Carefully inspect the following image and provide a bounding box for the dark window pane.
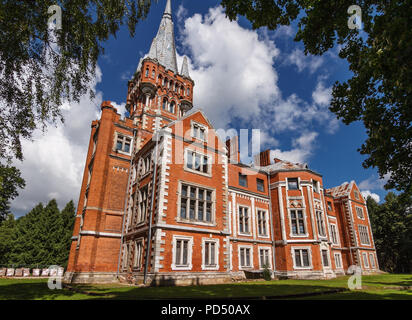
[257,178,264,192]
[198,201,204,220]
[239,174,248,187]
[288,178,298,190]
[180,199,187,219]
[187,152,193,169]
[302,250,309,266]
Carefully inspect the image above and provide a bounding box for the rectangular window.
[204,241,217,267]
[257,178,265,192]
[359,225,370,245]
[239,173,248,187]
[259,249,270,268]
[240,247,251,267]
[290,210,306,235]
[334,253,342,268]
[322,250,329,267]
[316,211,326,237]
[175,239,189,266]
[192,123,206,141]
[136,186,148,224]
[294,249,310,268]
[327,201,332,211]
[185,150,209,174]
[133,241,143,269]
[287,178,299,190]
[238,206,250,234]
[330,224,338,245]
[257,210,268,236]
[313,180,319,193]
[356,207,365,219]
[369,253,376,268]
[180,184,213,223]
[363,253,369,268]
[116,133,132,154]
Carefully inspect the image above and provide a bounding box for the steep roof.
[326,181,355,198]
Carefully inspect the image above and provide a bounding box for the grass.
[0,274,411,300]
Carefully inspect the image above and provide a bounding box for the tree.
[221,0,412,196]
[0,0,153,162]
[0,164,25,222]
[0,214,16,265]
[367,192,412,273]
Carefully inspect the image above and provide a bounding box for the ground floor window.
[239,247,252,268]
[172,236,193,270]
[321,249,329,267]
[133,241,143,269]
[293,248,311,268]
[334,253,342,269]
[203,240,218,268]
[259,248,270,268]
[362,252,369,268]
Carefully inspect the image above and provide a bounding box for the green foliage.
[220,0,412,196]
[0,0,153,162]
[262,263,272,281]
[367,192,412,273]
[0,164,25,222]
[0,199,75,268]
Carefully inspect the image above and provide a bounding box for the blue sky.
[10,0,389,216]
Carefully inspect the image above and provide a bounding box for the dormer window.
[287,178,299,190]
[192,123,206,141]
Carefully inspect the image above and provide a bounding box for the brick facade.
[65,0,379,285]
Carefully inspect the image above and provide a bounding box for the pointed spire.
[180,56,190,78]
[148,37,157,59]
[164,0,172,17]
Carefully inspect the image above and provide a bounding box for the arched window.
[169,81,173,90]
[175,83,178,92]
[158,75,163,85]
[152,69,155,79]
[169,101,175,114]
[162,98,168,110]
[181,86,185,95]
[145,68,149,77]
[163,77,167,87]
[187,87,190,96]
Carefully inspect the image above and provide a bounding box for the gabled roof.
[326,181,355,198]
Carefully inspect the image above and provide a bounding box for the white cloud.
[359,173,391,190]
[284,48,324,74]
[361,190,381,203]
[10,66,125,216]
[270,132,318,164]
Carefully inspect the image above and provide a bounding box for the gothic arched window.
[187,87,190,96]
[163,77,167,87]
[169,101,175,114]
[162,98,168,110]
[145,68,149,77]
[152,69,155,79]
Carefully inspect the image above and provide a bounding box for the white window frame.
[288,209,309,238]
[114,132,133,155]
[237,205,252,236]
[316,210,327,238]
[184,148,212,177]
[291,246,312,270]
[329,223,340,246]
[355,206,365,220]
[334,252,343,269]
[238,245,253,269]
[176,181,216,226]
[256,208,270,238]
[286,177,300,191]
[201,238,220,270]
[258,246,272,269]
[321,248,330,268]
[369,253,376,269]
[191,121,208,142]
[359,225,371,245]
[171,235,194,271]
[312,179,320,193]
[362,252,369,268]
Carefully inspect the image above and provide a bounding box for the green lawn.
[0,274,411,300]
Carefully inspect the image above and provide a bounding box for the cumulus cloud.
[361,190,381,203]
[359,173,391,190]
[270,132,318,164]
[284,48,324,74]
[10,66,125,216]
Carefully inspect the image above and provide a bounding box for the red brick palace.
[65,0,379,284]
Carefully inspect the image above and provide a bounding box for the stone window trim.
[334,252,343,269]
[288,208,309,238]
[183,147,212,178]
[201,238,220,271]
[315,210,327,238]
[291,246,313,270]
[329,223,340,246]
[286,177,301,191]
[171,235,194,271]
[369,253,376,269]
[256,208,270,239]
[238,245,254,270]
[358,225,371,245]
[362,252,369,268]
[190,120,208,142]
[355,205,365,220]
[132,238,144,271]
[320,246,331,269]
[258,246,272,270]
[237,204,252,237]
[312,179,320,193]
[113,131,133,156]
[176,180,216,227]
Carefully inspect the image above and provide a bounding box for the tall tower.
[126,0,194,148]
[65,0,194,283]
